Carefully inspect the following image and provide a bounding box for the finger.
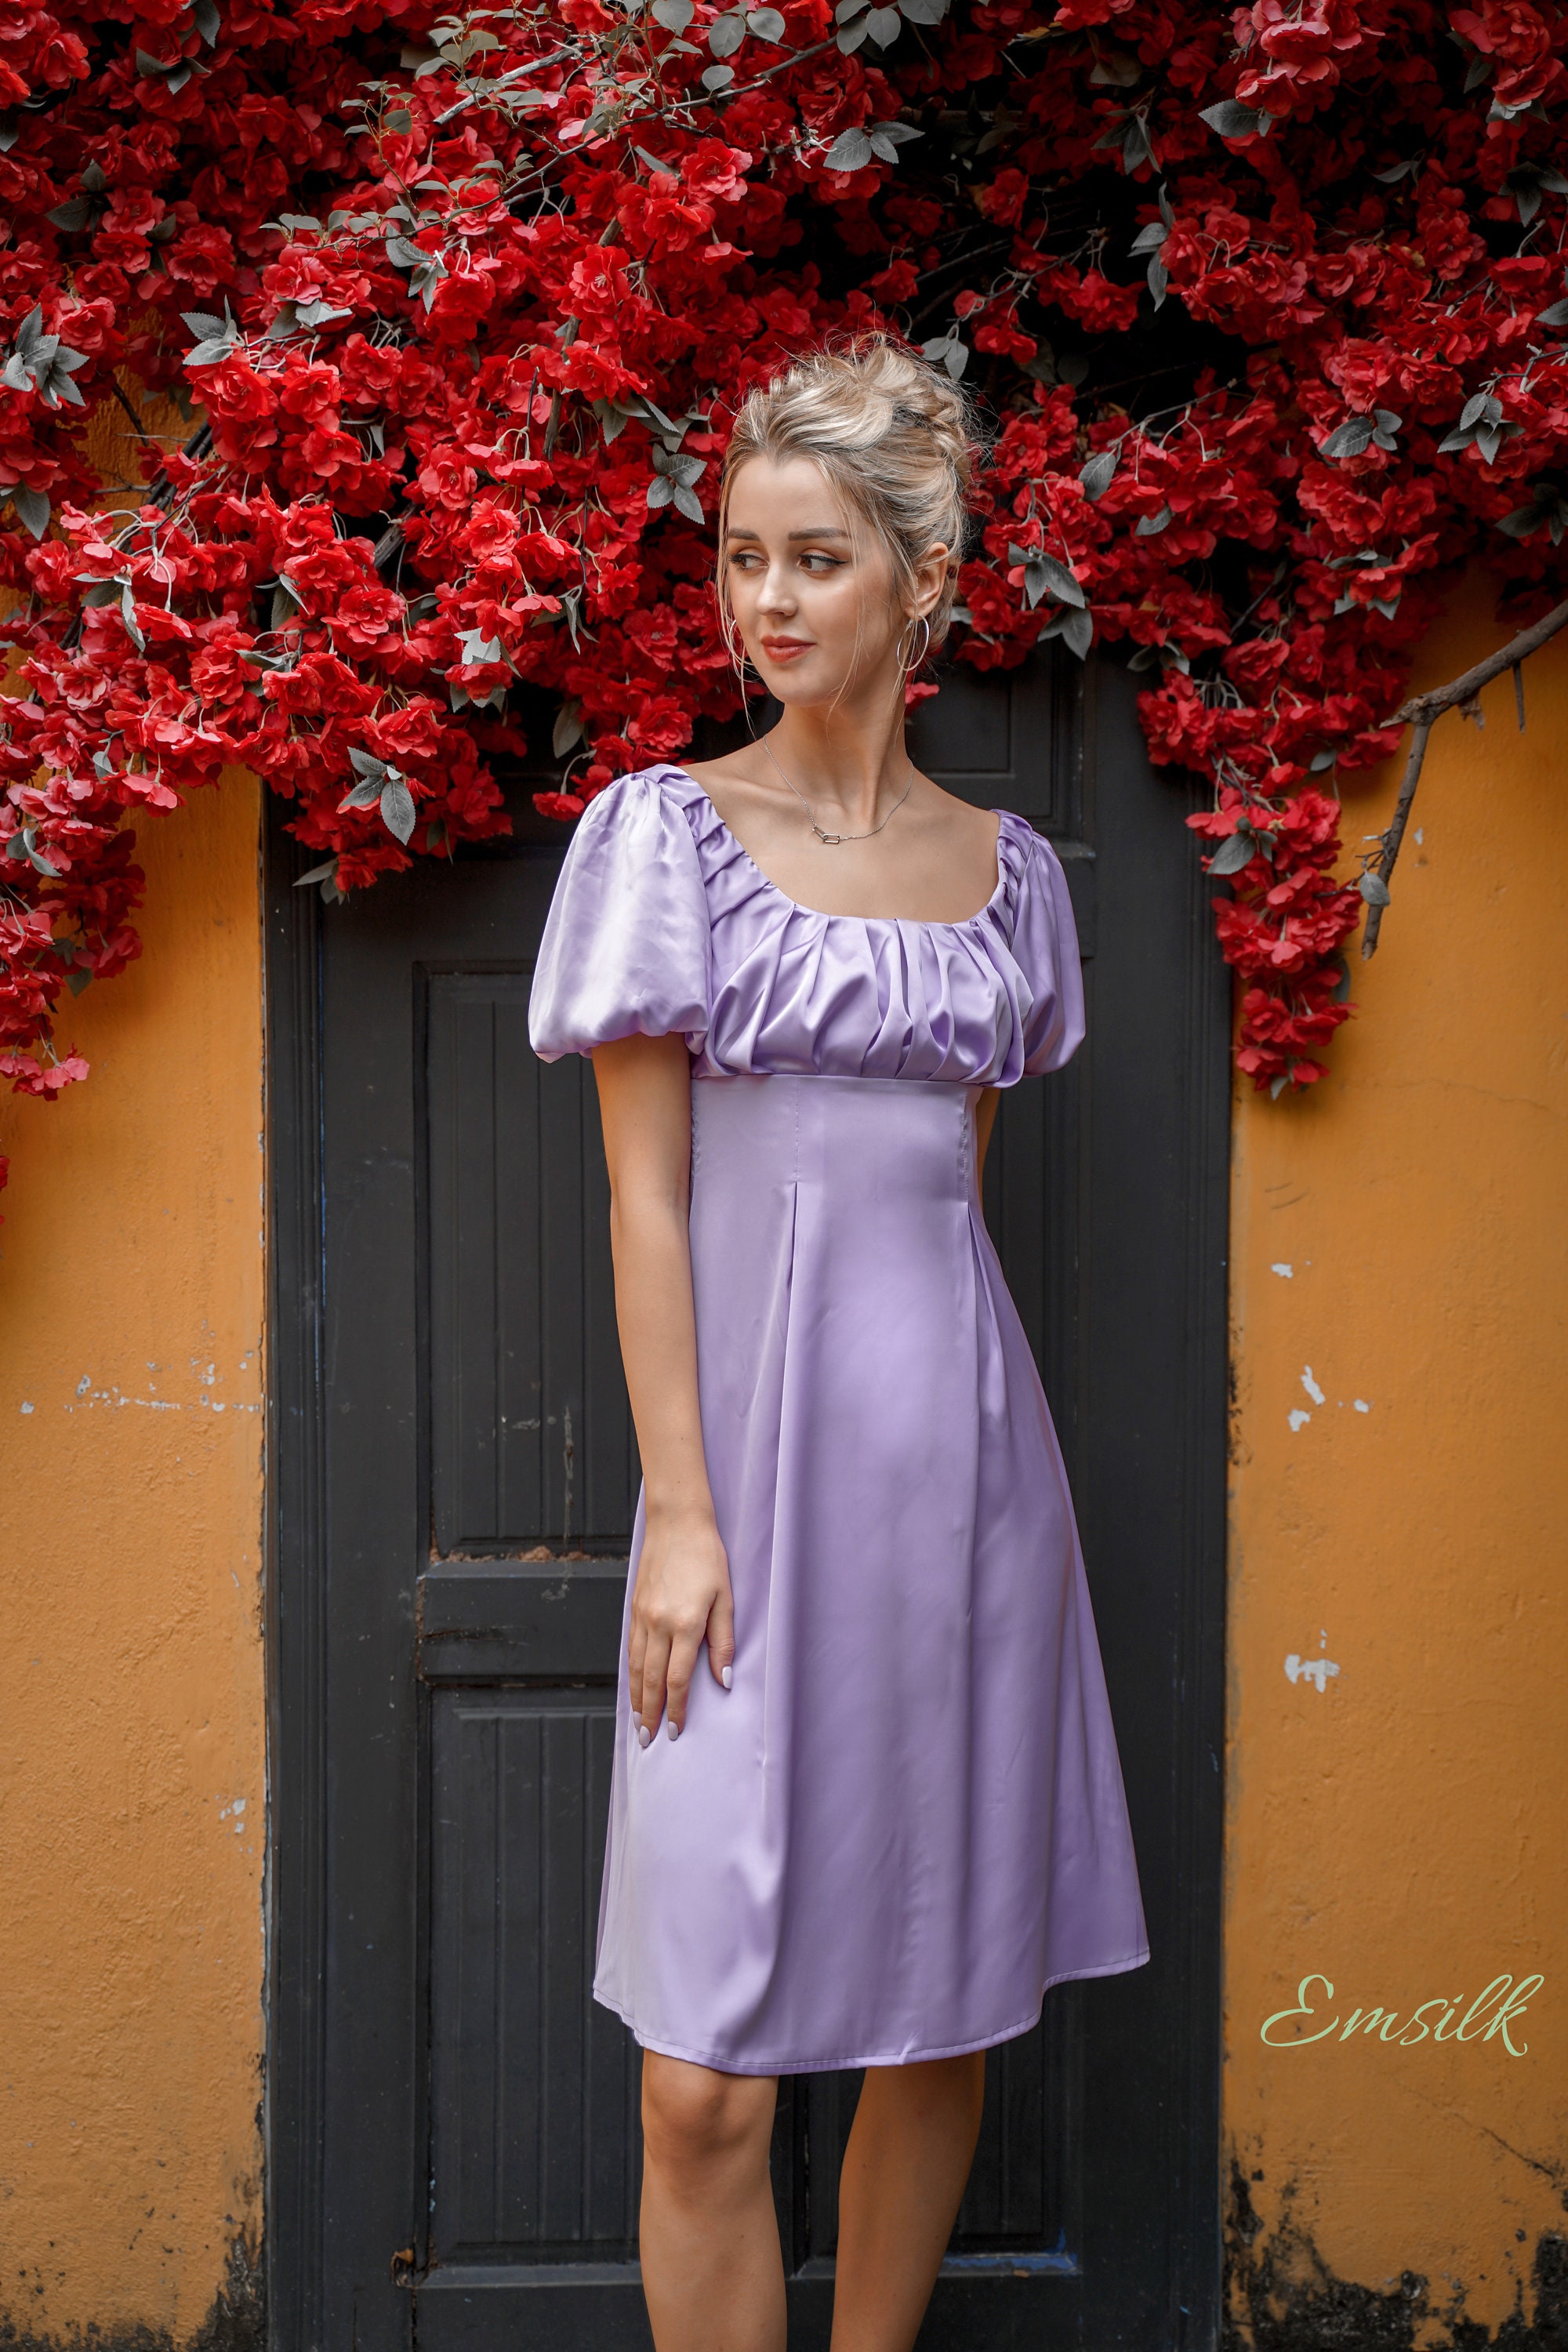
[627,1610,649,1730]
[664,1624,702,1737]
[706,1583,735,1690]
[639,1626,672,1743]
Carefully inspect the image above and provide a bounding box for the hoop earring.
[899,613,932,674]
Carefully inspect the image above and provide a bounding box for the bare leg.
[829,2052,987,2352]
[639,2050,786,2352]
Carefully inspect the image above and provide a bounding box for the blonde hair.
[716,333,979,680]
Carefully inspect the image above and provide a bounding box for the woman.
[528,337,1149,2352]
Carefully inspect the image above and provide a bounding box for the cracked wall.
[0,769,266,2350]
[1224,579,1568,2347]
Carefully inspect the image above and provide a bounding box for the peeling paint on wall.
[1225,2162,1568,2352]
[0,2225,264,2352]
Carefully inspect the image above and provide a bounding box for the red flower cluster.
[2,0,1566,1182]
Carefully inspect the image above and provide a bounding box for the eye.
[800,552,843,573]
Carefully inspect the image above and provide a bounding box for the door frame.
[263,651,1232,2351]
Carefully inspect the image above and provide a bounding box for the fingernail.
[720,1665,732,1690]
[637,1724,652,1748]
[632,1710,643,1730]
[667,1719,680,1740]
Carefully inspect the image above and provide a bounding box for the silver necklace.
[760,733,916,846]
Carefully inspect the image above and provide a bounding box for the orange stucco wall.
[0,771,267,2344]
[1223,579,1568,2343]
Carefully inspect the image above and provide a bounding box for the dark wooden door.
[265,650,1229,2352]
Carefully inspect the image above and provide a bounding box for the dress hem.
[593,1945,1152,2077]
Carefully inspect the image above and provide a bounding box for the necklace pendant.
[815,828,843,846]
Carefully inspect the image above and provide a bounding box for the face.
[721,454,946,708]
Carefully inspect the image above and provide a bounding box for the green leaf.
[867,120,921,161]
[552,698,586,758]
[1207,827,1259,876]
[920,329,968,380]
[1121,114,1153,172]
[46,195,93,232]
[380,778,417,844]
[1010,545,1085,608]
[1321,415,1376,459]
[1079,448,1119,499]
[652,0,695,25]
[338,776,385,811]
[897,0,949,22]
[293,855,339,890]
[746,5,786,35]
[1357,869,1391,906]
[1535,297,1568,328]
[1057,605,1093,659]
[1200,98,1266,140]
[192,0,221,46]
[864,4,902,40]
[707,9,746,54]
[1134,503,1172,536]
[11,485,49,538]
[824,126,873,170]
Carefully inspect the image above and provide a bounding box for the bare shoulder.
[916,776,1003,851]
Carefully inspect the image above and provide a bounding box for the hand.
[628,1502,735,1743]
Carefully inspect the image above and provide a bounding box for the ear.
[913,541,951,619]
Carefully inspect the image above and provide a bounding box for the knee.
[641,2054,774,2180]
[867,2049,986,2133]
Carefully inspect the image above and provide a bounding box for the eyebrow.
[725,526,851,543]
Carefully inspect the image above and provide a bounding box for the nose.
[757,559,798,619]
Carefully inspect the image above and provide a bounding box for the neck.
[764,670,912,832]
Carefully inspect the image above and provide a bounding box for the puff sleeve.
[1012,829,1087,1076]
[528,771,712,1062]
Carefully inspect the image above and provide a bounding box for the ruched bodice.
[528,764,1084,1085]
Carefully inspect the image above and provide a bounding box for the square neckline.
[657,764,1011,932]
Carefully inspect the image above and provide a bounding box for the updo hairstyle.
[717,334,980,673]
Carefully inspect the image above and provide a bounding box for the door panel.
[430,1690,638,2259]
[427,977,637,1556]
[266,649,1229,2351]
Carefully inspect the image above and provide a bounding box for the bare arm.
[591,1032,733,1742]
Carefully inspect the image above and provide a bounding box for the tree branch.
[1359,592,1568,958]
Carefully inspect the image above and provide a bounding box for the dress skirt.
[591,1071,1149,2075]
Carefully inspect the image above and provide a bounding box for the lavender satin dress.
[528,764,1149,2074]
